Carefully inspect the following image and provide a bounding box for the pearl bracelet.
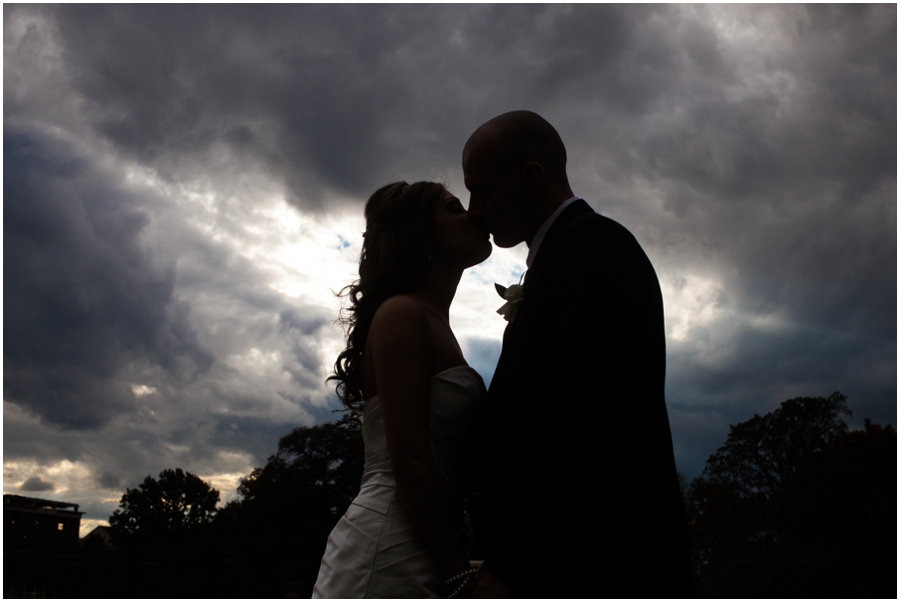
[443,567,479,586]
[447,575,474,598]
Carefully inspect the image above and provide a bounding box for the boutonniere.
[494,276,525,322]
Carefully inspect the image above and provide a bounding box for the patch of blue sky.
[460,337,502,387]
[467,252,526,288]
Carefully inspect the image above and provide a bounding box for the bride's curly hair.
[330,181,446,409]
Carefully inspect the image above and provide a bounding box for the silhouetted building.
[80,525,116,554]
[4,494,83,553]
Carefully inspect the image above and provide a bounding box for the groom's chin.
[489,232,521,248]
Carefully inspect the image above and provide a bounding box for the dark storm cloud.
[4,131,214,429]
[44,4,441,208]
[95,472,121,490]
[34,4,684,209]
[2,123,336,505]
[21,476,55,493]
[210,415,315,466]
[279,310,331,389]
[17,4,896,187]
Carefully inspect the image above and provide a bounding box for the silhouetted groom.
[464,111,693,598]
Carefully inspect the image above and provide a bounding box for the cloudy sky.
[4,4,896,535]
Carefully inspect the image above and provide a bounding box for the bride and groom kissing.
[312,111,693,598]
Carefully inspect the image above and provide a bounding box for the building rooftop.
[4,494,82,513]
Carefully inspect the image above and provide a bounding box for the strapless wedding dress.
[312,366,486,598]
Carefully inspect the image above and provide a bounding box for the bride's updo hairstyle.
[330,181,446,409]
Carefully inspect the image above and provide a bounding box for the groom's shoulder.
[560,203,642,251]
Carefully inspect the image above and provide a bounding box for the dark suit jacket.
[470,200,693,598]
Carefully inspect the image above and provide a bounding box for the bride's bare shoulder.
[376,294,423,312]
[370,295,429,336]
[367,295,433,371]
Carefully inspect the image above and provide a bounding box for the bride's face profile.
[430,189,492,269]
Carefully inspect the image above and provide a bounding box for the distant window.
[58,523,64,531]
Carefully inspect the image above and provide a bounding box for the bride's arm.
[369,296,472,584]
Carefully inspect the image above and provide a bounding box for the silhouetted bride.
[312,181,491,598]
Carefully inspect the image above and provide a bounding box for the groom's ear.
[523,161,546,195]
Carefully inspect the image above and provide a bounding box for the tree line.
[105,393,895,598]
[684,392,895,597]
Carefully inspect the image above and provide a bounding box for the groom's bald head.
[462,111,574,248]
[463,110,569,184]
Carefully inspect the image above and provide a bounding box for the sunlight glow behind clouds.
[662,274,724,343]
[131,385,157,397]
[4,459,93,496]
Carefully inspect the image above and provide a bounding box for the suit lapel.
[488,200,595,396]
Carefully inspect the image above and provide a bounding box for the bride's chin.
[468,246,493,268]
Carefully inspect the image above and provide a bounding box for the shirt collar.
[525,196,580,268]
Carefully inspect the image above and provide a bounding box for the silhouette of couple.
[312,111,692,598]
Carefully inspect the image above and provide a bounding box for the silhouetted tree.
[687,392,896,597]
[702,392,850,499]
[194,411,365,597]
[686,472,777,596]
[238,410,364,511]
[109,468,220,555]
[775,419,897,598]
[213,410,364,563]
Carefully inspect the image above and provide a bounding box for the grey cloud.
[14,6,673,209]
[210,415,316,465]
[279,310,330,388]
[95,472,121,489]
[21,476,55,492]
[9,4,894,219]
[42,5,426,208]
[665,314,896,478]
[4,130,214,429]
[0,122,341,468]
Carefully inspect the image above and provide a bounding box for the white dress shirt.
[525,196,581,268]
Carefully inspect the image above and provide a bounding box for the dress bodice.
[312,365,486,598]
[360,365,486,491]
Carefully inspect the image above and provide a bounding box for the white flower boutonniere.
[495,281,525,322]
